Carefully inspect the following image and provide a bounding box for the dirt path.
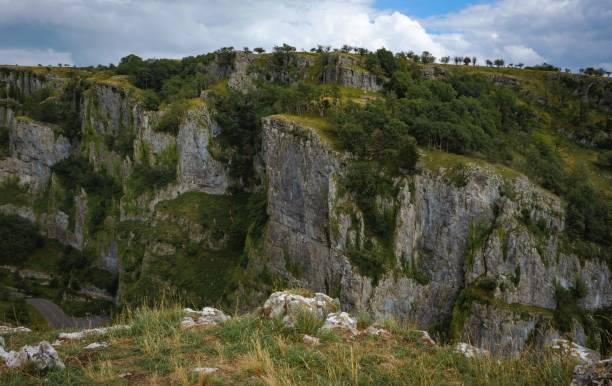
[26,298,110,329]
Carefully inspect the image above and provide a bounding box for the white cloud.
[426,0,612,69]
[0,0,446,65]
[0,0,609,70]
[0,48,73,66]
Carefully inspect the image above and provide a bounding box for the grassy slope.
[0,302,575,385]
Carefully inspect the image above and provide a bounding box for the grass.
[270,113,341,150]
[0,300,576,385]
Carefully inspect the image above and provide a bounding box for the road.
[26,298,111,329]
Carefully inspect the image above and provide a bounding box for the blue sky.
[375,0,488,18]
[0,0,610,70]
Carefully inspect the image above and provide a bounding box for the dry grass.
[0,301,577,385]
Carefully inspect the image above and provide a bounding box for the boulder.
[455,342,490,358]
[262,291,338,327]
[570,358,612,386]
[0,341,65,370]
[320,312,358,335]
[182,307,230,329]
[547,339,600,364]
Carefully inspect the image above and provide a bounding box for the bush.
[156,101,187,135]
[0,214,43,264]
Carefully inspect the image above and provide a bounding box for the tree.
[494,59,505,67]
[454,56,462,65]
[243,47,251,53]
[516,63,524,69]
[463,57,471,66]
[440,56,450,64]
[420,51,436,64]
[486,59,493,67]
[341,45,352,53]
[472,57,477,66]
[254,47,265,54]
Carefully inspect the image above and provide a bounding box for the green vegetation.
[0,177,30,207]
[0,214,43,264]
[119,191,267,307]
[0,213,117,318]
[155,100,187,134]
[0,125,9,158]
[52,156,121,234]
[0,301,576,385]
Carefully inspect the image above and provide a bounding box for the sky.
[0,0,610,71]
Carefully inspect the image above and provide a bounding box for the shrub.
[156,101,187,135]
[0,214,43,264]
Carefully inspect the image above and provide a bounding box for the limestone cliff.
[258,115,611,355]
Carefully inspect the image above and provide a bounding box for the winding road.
[26,298,110,329]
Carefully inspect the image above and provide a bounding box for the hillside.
[0,46,611,383]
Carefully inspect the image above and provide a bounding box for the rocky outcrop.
[0,340,65,370]
[259,115,612,355]
[181,307,231,329]
[571,358,612,386]
[177,104,230,194]
[262,291,338,326]
[0,68,55,100]
[0,118,71,189]
[320,54,382,92]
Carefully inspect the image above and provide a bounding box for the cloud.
[0,0,609,70]
[426,0,612,69]
[0,48,73,66]
[0,0,445,66]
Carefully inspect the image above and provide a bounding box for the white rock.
[364,326,391,338]
[181,307,230,329]
[193,367,218,374]
[262,291,338,327]
[54,324,130,345]
[0,325,32,335]
[455,342,490,358]
[84,342,108,349]
[547,339,600,364]
[303,334,321,346]
[0,341,65,369]
[412,330,436,346]
[320,312,358,335]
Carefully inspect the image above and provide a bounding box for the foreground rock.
[320,312,358,335]
[84,342,108,350]
[54,325,131,345]
[571,358,612,386]
[0,326,32,335]
[547,339,600,364]
[182,307,231,329]
[262,291,338,327]
[411,330,436,346]
[455,343,490,358]
[0,340,65,370]
[303,334,321,346]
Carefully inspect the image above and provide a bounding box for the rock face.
[320,54,382,92]
[0,118,71,189]
[259,116,612,355]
